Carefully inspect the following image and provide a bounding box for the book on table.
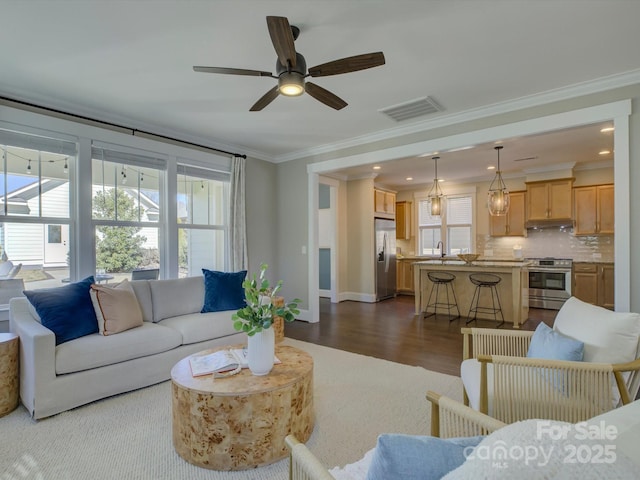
[189,348,280,377]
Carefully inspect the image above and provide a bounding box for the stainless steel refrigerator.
[375,218,397,301]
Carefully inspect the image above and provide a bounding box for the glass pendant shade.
[487,146,510,216]
[427,156,444,216]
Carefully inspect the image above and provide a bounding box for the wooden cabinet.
[526,179,573,221]
[396,259,415,294]
[600,263,615,310]
[572,262,614,310]
[490,191,526,236]
[396,201,412,239]
[573,184,614,235]
[374,189,396,216]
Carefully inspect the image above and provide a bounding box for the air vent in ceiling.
[379,96,444,122]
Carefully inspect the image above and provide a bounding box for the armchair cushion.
[460,359,494,414]
[527,322,584,362]
[365,434,484,480]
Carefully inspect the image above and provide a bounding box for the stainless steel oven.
[526,258,572,310]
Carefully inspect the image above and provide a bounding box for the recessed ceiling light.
[418,151,439,157]
[599,150,611,155]
[438,178,445,183]
[600,127,614,133]
[406,177,413,181]
[487,165,496,170]
[373,165,381,170]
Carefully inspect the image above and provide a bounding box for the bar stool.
[466,273,505,327]
[424,272,460,321]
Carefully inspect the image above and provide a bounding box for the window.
[177,164,229,278]
[0,129,75,292]
[92,146,165,280]
[418,194,474,255]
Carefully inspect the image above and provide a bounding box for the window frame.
[415,188,477,256]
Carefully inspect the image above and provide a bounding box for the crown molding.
[274,68,640,163]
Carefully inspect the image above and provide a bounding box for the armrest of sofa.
[9,297,57,416]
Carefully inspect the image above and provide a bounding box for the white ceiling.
[0,1,638,185]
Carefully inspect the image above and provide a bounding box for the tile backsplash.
[477,229,614,262]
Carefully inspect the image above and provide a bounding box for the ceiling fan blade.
[193,66,273,77]
[308,52,385,77]
[305,82,347,110]
[250,86,280,111]
[266,16,297,68]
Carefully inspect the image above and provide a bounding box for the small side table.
[0,333,19,417]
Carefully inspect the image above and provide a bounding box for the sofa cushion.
[129,280,154,322]
[149,277,204,322]
[90,280,144,335]
[201,269,246,313]
[55,322,182,374]
[24,276,98,345]
[365,434,484,480]
[159,310,238,345]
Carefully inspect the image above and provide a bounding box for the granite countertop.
[413,259,530,268]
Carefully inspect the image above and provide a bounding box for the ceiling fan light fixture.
[487,146,510,216]
[278,72,305,96]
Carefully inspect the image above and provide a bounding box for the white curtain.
[229,156,248,271]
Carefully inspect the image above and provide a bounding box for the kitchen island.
[413,260,529,328]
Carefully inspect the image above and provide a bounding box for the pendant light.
[427,156,444,216]
[487,145,510,216]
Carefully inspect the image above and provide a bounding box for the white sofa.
[10,276,247,420]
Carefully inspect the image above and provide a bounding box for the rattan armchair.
[285,391,505,480]
[461,322,640,424]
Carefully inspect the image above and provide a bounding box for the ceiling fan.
[193,16,385,111]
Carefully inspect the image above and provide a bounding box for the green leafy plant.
[232,263,301,336]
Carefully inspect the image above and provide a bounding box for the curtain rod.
[0,95,247,159]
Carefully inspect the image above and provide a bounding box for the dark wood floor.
[285,295,558,376]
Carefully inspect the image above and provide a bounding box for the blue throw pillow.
[365,434,484,480]
[201,269,247,313]
[24,276,98,346]
[527,322,584,394]
[527,322,584,361]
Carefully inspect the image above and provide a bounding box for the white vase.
[247,327,275,376]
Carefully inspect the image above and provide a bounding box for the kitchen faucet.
[436,241,445,258]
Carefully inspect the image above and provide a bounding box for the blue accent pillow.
[365,434,484,480]
[24,276,98,346]
[527,322,584,361]
[201,269,247,313]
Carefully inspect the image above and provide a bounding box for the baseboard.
[319,289,331,298]
[295,309,312,322]
[338,292,377,303]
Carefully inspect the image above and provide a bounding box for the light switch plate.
[593,253,602,259]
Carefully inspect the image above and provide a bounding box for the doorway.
[44,224,69,266]
[318,178,338,303]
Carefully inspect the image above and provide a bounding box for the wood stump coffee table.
[171,344,314,470]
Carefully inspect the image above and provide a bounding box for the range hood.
[525,218,573,229]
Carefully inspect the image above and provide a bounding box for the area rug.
[0,339,463,480]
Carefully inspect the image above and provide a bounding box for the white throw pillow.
[553,297,640,365]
